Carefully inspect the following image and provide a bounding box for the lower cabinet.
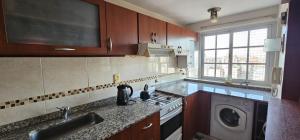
[183,92,211,140]
[107,112,160,140]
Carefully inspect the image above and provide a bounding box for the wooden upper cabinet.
[0,0,107,56]
[138,14,167,45]
[167,23,182,47]
[167,23,198,47]
[106,3,138,55]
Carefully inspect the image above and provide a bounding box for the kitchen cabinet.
[167,23,198,57]
[252,101,268,140]
[0,0,108,56]
[131,112,160,140]
[138,14,167,45]
[183,92,211,140]
[106,3,138,55]
[107,112,160,140]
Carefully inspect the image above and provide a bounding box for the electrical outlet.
[113,73,120,84]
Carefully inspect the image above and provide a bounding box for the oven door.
[160,107,182,140]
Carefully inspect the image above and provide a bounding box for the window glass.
[205,35,216,49]
[216,64,228,78]
[248,65,265,81]
[233,31,248,47]
[249,47,266,63]
[204,50,215,63]
[232,64,247,79]
[216,49,229,63]
[204,64,215,77]
[232,48,247,63]
[250,28,268,46]
[217,34,230,48]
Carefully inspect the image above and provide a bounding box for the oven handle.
[160,107,182,125]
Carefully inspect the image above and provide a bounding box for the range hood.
[137,43,175,57]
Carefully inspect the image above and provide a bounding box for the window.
[201,26,272,84]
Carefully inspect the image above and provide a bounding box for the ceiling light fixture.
[208,7,221,23]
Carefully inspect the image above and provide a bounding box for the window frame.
[199,23,276,86]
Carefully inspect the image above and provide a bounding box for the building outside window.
[197,24,275,86]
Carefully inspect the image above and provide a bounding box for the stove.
[137,90,183,140]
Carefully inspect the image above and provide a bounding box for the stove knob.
[166,97,172,100]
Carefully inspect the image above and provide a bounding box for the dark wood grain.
[106,3,138,55]
[265,98,300,140]
[281,0,300,101]
[131,112,160,140]
[167,23,198,47]
[197,92,211,135]
[107,127,131,140]
[0,0,108,56]
[138,14,166,45]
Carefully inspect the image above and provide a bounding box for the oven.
[160,106,183,140]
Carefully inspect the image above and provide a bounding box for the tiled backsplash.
[0,56,182,126]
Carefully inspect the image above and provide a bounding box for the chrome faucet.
[240,81,250,86]
[56,106,70,120]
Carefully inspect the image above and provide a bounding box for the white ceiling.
[123,0,281,25]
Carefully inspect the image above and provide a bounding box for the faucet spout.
[56,106,70,120]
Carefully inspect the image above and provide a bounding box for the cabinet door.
[183,92,211,140]
[131,112,160,140]
[107,128,131,140]
[183,93,199,140]
[138,14,166,45]
[0,0,107,56]
[167,23,182,47]
[106,3,138,55]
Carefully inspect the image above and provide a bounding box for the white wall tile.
[42,58,88,94]
[0,102,46,126]
[87,57,113,86]
[89,88,117,103]
[0,58,44,102]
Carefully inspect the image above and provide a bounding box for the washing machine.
[210,94,254,140]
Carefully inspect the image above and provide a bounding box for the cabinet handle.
[142,123,153,130]
[107,37,112,53]
[55,48,76,51]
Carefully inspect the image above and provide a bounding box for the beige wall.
[0,56,181,125]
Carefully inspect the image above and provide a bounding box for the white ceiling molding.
[187,5,279,32]
[105,0,183,26]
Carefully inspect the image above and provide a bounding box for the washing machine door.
[215,104,247,131]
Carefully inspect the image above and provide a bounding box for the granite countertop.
[265,98,300,140]
[156,80,271,102]
[0,97,160,140]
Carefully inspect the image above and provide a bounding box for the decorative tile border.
[0,73,175,110]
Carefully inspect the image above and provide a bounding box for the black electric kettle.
[117,84,133,106]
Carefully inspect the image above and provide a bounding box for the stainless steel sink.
[29,112,103,140]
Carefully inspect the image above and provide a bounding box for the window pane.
[216,49,229,63]
[204,64,215,77]
[232,64,247,79]
[217,34,230,48]
[233,31,248,47]
[248,65,265,81]
[249,47,266,63]
[216,64,228,78]
[205,35,216,49]
[233,48,247,63]
[250,28,268,46]
[204,50,215,63]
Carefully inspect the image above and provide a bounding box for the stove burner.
[153,94,158,97]
[155,102,160,105]
[166,97,171,100]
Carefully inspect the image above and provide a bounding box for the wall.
[0,56,181,126]
[187,6,279,32]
